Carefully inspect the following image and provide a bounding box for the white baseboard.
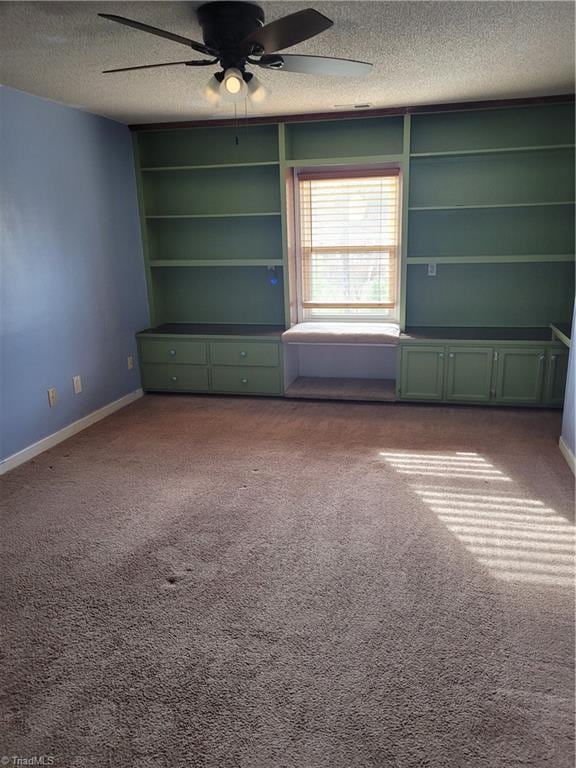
[0,389,143,476]
[559,436,575,475]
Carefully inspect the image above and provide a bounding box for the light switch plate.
[73,375,82,394]
[47,388,57,407]
[127,355,134,370]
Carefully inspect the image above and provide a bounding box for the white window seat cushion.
[281,322,400,345]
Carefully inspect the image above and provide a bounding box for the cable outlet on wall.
[72,375,82,394]
[127,355,134,370]
[47,388,57,408]
[428,263,437,277]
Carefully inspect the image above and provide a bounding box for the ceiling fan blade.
[242,9,333,54]
[98,14,215,56]
[103,60,215,74]
[256,54,373,77]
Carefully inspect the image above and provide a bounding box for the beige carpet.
[1,395,574,768]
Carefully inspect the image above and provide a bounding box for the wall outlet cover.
[127,355,134,370]
[428,263,437,277]
[47,388,57,407]
[73,375,82,394]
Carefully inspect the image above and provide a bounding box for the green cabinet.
[494,348,546,404]
[138,333,283,397]
[445,346,494,402]
[543,348,569,406]
[399,346,445,400]
[399,340,567,407]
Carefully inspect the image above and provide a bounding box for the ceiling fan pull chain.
[234,103,239,146]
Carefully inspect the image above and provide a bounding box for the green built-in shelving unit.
[406,102,575,327]
[133,99,575,337]
[134,123,285,327]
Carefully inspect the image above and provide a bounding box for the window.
[295,169,401,321]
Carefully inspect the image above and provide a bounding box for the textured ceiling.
[1,1,574,125]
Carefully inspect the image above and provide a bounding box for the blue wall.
[0,87,148,461]
[561,301,576,459]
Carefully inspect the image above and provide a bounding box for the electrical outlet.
[47,388,57,407]
[73,375,82,394]
[127,355,134,370]
[428,263,437,277]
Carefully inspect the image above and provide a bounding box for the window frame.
[292,165,403,323]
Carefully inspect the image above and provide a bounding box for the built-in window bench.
[282,323,400,402]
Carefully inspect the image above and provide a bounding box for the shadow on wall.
[380,451,575,589]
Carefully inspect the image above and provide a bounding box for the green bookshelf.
[132,99,575,403]
[135,124,286,334]
[409,103,575,154]
[284,115,404,161]
[138,124,279,167]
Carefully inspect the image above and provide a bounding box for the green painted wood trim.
[410,144,575,158]
[409,201,575,212]
[399,115,411,331]
[550,323,572,348]
[281,154,404,168]
[132,136,157,326]
[141,161,280,171]
[407,254,574,264]
[145,212,282,219]
[149,259,284,268]
[278,124,291,328]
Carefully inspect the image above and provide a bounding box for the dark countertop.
[138,323,285,337]
[401,326,556,341]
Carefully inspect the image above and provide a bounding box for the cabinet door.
[445,346,494,402]
[399,346,445,400]
[494,348,546,404]
[543,349,569,406]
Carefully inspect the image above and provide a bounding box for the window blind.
[298,170,400,313]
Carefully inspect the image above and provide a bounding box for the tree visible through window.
[297,169,400,320]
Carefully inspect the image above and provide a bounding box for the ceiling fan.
[99,2,373,104]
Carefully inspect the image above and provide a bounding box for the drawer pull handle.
[240,351,247,358]
[241,378,248,384]
[171,376,178,382]
[169,349,176,356]
[449,353,454,359]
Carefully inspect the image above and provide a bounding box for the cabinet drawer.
[209,341,279,367]
[140,339,207,365]
[211,366,282,395]
[142,364,209,392]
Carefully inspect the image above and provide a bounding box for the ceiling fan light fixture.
[203,74,222,104]
[247,75,268,104]
[220,68,247,101]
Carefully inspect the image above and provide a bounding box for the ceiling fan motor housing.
[197,2,265,70]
